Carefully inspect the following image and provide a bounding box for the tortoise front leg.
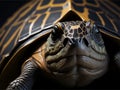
[7,58,38,90]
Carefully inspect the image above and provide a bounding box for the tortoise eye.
[51,25,63,41]
[91,25,104,46]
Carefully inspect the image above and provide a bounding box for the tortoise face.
[45,21,108,87]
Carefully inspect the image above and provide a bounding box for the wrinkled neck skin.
[33,21,109,87]
[44,37,108,87]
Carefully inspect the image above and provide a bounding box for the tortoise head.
[44,21,108,87]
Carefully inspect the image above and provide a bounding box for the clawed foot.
[7,78,27,90]
[6,59,38,90]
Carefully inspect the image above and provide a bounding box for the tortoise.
[0,0,120,89]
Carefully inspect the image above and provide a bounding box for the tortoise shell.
[0,0,120,87]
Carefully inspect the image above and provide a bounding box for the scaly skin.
[6,59,38,90]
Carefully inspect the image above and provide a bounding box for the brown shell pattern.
[0,0,120,61]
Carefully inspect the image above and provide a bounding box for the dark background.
[0,0,30,28]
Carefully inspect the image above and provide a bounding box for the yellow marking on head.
[71,25,80,29]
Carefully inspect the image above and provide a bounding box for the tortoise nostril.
[63,38,68,46]
[83,38,89,47]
